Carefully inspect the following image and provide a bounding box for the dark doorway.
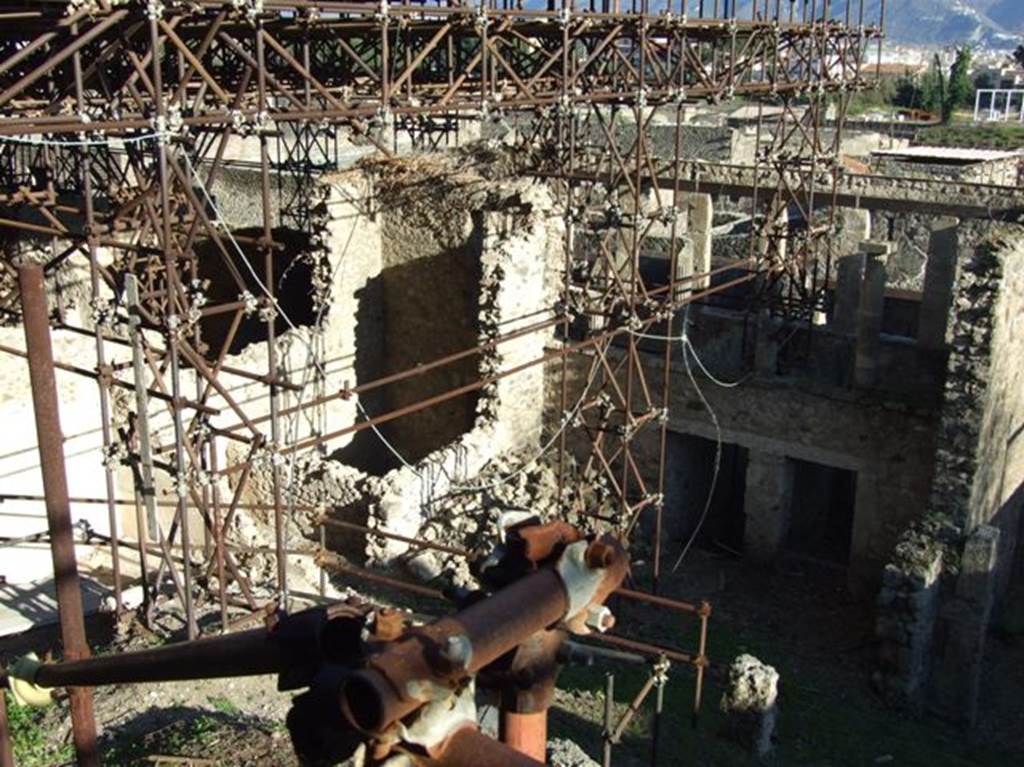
[664,433,748,553]
[785,459,857,566]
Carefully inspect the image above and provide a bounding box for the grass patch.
[4,692,74,767]
[207,696,241,716]
[913,123,1024,151]
[551,566,1019,767]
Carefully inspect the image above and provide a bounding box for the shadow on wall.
[332,221,484,476]
[992,475,1024,607]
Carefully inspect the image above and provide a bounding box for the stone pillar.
[917,217,959,350]
[673,235,695,306]
[854,241,892,389]
[686,193,712,289]
[830,206,872,337]
[929,525,1000,727]
[832,252,866,335]
[743,450,794,563]
[873,544,943,710]
[719,655,779,758]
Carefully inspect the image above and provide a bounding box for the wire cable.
[446,345,602,494]
[650,306,740,574]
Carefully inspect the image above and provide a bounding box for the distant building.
[866,62,928,81]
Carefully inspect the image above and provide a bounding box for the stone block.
[719,654,779,759]
[917,218,959,350]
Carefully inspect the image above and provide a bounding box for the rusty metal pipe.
[500,711,548,763]
[340,568,569,734]
[18,263,100,767]
[341,539,628,734]
[23,627,284,689]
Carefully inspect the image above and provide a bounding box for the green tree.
[894,75,924,109]
[920,54,947,117]
[944,46,974,121]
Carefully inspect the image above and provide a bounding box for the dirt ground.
[549,549,1024,767]
[2,549,1023,766]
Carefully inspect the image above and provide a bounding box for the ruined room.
[0,1,1022,766]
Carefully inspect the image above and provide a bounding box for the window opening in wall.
[882,291,922,339]
[193,226,317,359]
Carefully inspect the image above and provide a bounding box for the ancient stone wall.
[288,155,563,565]
[872,156,1020,186]
[546,318,942,593]
[874,225,1024,720]
[967,229,1024,597]
[873,535,944,708]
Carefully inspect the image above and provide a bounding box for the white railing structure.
[974,89,1024,123]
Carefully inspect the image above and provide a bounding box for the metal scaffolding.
[0,0,883,763]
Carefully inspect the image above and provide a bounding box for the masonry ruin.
[0,2,1022,766]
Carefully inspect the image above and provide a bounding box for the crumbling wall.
[966,229,1024,596]
[284,153,563,566]
[927,239,1005,531]
[921,226,1024,587]
[873,534,944,708]
[874,225,1024,720]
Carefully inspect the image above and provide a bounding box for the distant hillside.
[733,0,1023,47]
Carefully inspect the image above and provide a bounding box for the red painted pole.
[500,711,548,764]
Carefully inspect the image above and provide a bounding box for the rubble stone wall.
[872,156,1020,186]
[874,539,944,708]
[965,229,1024,597]
[288,156,563,564]
[874,225,1024,717]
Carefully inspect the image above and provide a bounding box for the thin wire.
[683,337,749,389]
[629,327,749,388]
[669,309,729,573]
[447,347,601,494]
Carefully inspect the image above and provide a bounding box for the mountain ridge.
[733,1,1023,47]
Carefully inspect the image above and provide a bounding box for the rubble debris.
[547,737,600,767]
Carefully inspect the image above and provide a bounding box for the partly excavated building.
[0,2,1022,765]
